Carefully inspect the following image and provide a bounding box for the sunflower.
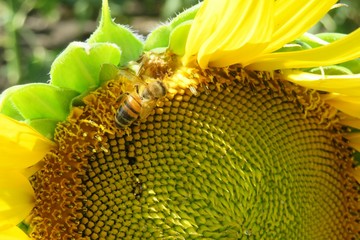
[1,0,360,239]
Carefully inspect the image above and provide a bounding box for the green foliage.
[144,3,201,52]
[98,64,121,85]
[50,42,121,93]
[168,21,193,55]
[0,83,79,138]
[87,0,143,66]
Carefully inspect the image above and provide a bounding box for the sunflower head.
[1,0,360,239]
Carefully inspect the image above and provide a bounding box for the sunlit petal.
[182,0,217,63]
[0,114,54,170]
[344,133,360,152]
[339,115,360,129]
[0,172,34,231]
[0,226,30,240]
[264,0,337,53]
[184,0,274,68]
[324,94,360,119]
[249,28,360,70]
[280,70,360,96]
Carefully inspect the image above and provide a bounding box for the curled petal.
[339,115,360,129]
[250,28,360,70]
[0,114,54,170]
[0,172,34,231]
[265,0,337,53]
[344,133,360,152]
[324,94,360,119]
[353,166,360,184]
[280,70,360,96]
[183,0,274,68]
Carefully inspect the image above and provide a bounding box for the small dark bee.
[115,79,167,129]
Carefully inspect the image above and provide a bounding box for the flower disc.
[29,67,359,239]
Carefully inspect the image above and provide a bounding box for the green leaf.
[50,42,121,94]
[26,118,60,140]
[8,83,79,121]
[339,59,360,74]
[144,2,201,53]
[298,32,329,48]
[316,32,347,43]
[276,40,312,53]
[87,0,143,66]
[0,83,78,139]
[0,85,26,121]
[99,63,121,85]
[169,21,192,56]
[144,25,172,51]
[169,3,201,29]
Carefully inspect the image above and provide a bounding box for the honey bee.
[115,78,167,129]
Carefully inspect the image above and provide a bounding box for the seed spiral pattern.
[29,68,359,239]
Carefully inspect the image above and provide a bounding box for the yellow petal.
[182,0,217,63]
[324,94,360,119]
[0,114,54,170]
[353,166,360,184]
[280,70,360,96]
[183,0,274,68]
[0,227,30,240]
[339,115,360,129]
[264,0,337,53]
[249,28,360,70]
[0,171,34,231]
[344,133,360,152]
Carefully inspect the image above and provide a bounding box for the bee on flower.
[115,76,167,129]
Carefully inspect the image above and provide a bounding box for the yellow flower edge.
[183,0,339,68]
[0,226,30,240]
[0,171,35,233]
[0,114,55,170]
[0,114,54,234]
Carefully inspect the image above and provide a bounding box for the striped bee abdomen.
[115,93,142,128]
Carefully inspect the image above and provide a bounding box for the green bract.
[0,84,78,139]
[98,63,121,85]
[169,21,192,56]
[87,0,143,66]
[144,25,171,52]
[50,42,121,94]
[298,32,329,48]
[309,65,353,75]
[0,0,150,139]
[316,32,347,43]
[276,40,312,53]
[144,3,201,53]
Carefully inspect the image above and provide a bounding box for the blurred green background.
[0,0,359,92]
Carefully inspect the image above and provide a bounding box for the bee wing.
[118,70,148,93]
[139,100,157,120]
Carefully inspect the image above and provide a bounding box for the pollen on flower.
[27,54,360,239]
